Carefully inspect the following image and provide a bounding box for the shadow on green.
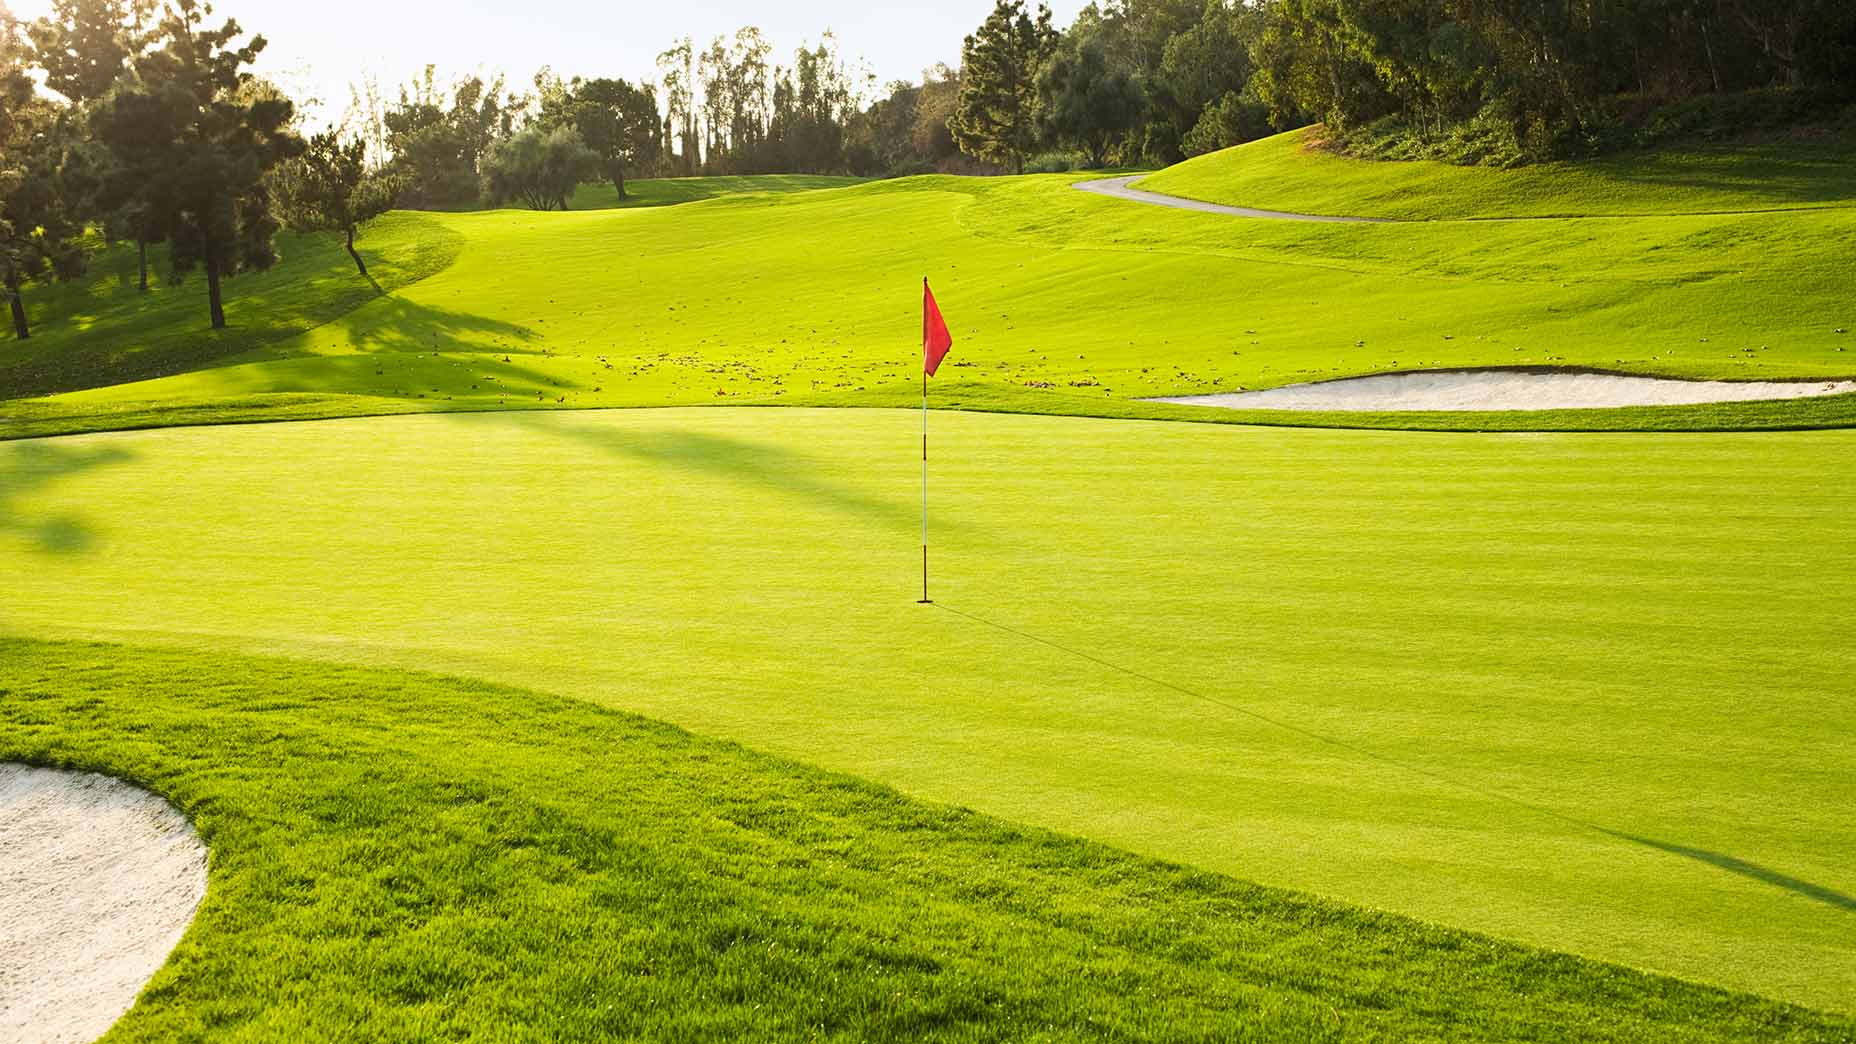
[0,440,134,553]
[504,413,926,531]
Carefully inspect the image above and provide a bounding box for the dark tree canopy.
[537,74,660,198]
[1038,34,1145,167]
[91,0,303,329]
[950,1,1058,174]
[1248,0,1856,162]
[26,0,152,105]
[383,69,521,209]
[1,19,87,340]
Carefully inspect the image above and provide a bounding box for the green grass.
[565,173,870,211]
[0,176,857,400]
[8,638,1847,1042]
[3,146,1854,1031]
[1139,127,1856,219]
[9,166,1852,436]
[4,407,1852,1011]
[0,212,462,399]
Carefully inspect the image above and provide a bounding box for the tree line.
[3,0,388,336]
[935,0,1856,173]
[6,0,1853,339]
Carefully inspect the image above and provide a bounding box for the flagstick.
[919,366,931,604]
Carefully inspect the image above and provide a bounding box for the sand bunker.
[1148,369,1856,412]
[0,765,207,1044]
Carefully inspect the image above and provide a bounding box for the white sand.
[0,765,207,1044]
[1147,369,1856,412]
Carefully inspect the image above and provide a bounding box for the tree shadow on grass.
[1581,143,1856,208]
[0,441,135,554]
[327,295,543,357]
[500,414,927,532]
[1600,830,1856,914]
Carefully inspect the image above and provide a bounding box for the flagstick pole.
[919,365,930,604]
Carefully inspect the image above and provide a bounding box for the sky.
[11,0,1090,126]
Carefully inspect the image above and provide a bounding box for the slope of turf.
[7,639,1847,1042]
[1137,127,1856,220]
[565,173,868,211]
[0,212,463,399]
[10,165,1852,434]
[0,176,859,400]
[3,407,1851,1010]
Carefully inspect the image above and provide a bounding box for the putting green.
[3,406,1851,1009]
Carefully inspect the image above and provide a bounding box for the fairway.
[13,160,1856,440]
[4,407,1852,1010]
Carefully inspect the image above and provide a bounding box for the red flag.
[923,278,953,376]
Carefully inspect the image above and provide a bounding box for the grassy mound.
[1138,127,1856,220]
[4,407,1852,1009]
[2,637,1847,1041]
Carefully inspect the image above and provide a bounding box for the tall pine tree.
[30,0,162,291]
[949,1,1056,175]
[92,0,300,329]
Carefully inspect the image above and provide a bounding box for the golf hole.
[0,764,208,1044]
[1148,369,1856,412]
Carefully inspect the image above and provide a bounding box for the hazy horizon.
[9,0,1090,127]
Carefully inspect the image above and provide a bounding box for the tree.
[697,36,731,172]
[657,38,698,175]
[950,0,1057,174]
[1038,35,1145,167]
[1150,1,1270,161]
[91,0,303,330]
[381,68,521,209]
[1180,90,1272,156]
[29,0,161,289]
[273,130,401,278]
[913,67,963,168]
[848,79,921,175]
[26,0,153,106]
[767,34,865,174]
[481,124,598,211]
[1247,0,1391,135]
[538,75,660,198]
[1,21,87,340]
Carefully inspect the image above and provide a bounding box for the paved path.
[1073,175,1391,223]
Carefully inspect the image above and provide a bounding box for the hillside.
[0,176,861,401]
[4,158,1855,438]
[1138,127,1856,220]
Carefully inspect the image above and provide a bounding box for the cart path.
[1073,175,1392,223]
